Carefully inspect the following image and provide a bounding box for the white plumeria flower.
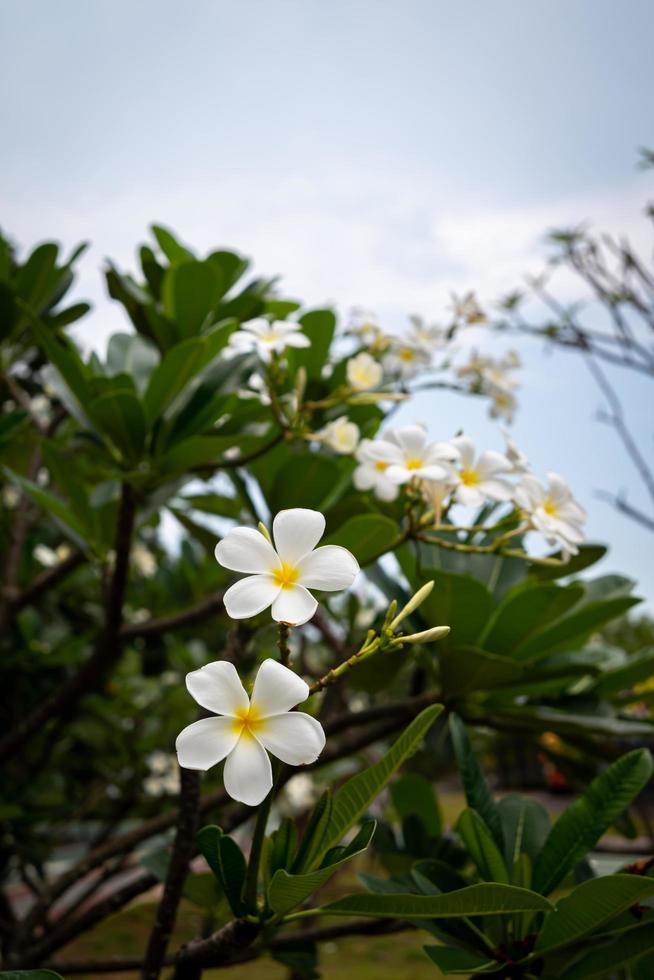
[450,435,514,508]
[366,425,459,486]
[215,508,359,626]
[227,318,310,361]
[422,476,456,522]
[346,351,383,391]
[176,659,325,806]
[407,315,447,351]
[514,471,586,557]
[488,385,517,424]
[382,342,432,380]
[501,427,530,474]
[353,438,400,501]
[320,416,360,454]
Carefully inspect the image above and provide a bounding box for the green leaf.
[513,596,642,662]
[196,825,246,917]
[532,749,653,895]
[307,705,443,867]
[418,569,494,649]
[319,882,552,918]
[268,821,375,916]
[559,920,654,979]
[4,468,88,549]
[323,513,398,565]
[87,389,147,462]
[531,543,607,580]
[162,260,224,337]
[536,874,654,954]
[496,795,551,869]
[593,649,654,698]
[479,582,584,656]
[439,646,524,698]
[268,817,298,879]
[151,224,196,263]
[31,319,91,409]
[144,323,234,424]
[269,454,342,514]
[287,309,336,378]
[292,790,333,874]
[456,808,509,883]
[423,947,495,974]
[449,715,504,853]
[390,773,442,837]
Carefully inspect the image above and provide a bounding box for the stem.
[141,768,201,980]
[277,623,291,666]
[244,780,276,914]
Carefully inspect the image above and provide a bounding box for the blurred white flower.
[238,372,272,405]
[132,542,157,577]
[227,318,310,361]
[34,544,60,567]
[450,435,514,507]
[383,342,431,380]
[215,508,359,626]
[346,352,383,391]
[144,751,180,797]
[488,386,518,423]
[319,417,360,454]
[365,425,458,486]
[2,486,20,509]
[515,472,586,557]
[176,659,325,806]
[407,315,447,351]
[353,438,400,501]
[451,291,486,325]
[422,475,457,522]
[501,427,530,474]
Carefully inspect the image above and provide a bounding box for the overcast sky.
[2,0,653,606]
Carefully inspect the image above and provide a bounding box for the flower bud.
[397,625,450,646]
[257,521,273,544]
[389,581,435,630]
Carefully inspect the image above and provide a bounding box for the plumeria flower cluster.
[352,423,586,557]
[176,508,360,806]
[457,351,521,423]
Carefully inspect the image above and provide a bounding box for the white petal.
[215,527,281,574]
[298,545,359,591]
[416,464,451,481]
[257,712,326,765]
[376,478,400,502]
[456,484,485,508]
[365,440,403,464]
[385,464,412,484]
[283,332,311,348]
[186,661,250,716]
[353,463,376,491]
[451,435,475,468]
[176,716,241,771]
[224,575,281,619]
[480,478,514,501]
[273,508,325,563]
[394,425,427,456]
[223,733,273,806]
[251,658,310,715]
[271,585,318,625]
[477,450,512,477]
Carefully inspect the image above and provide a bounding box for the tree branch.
[141,768,201,980]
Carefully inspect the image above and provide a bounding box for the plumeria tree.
[1,226,654,979]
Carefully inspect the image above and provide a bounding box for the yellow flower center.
[231,704,263,739]
[399,348,415,361]
[405,457,424,471]
[460,468,479,486]
[374,461,388,472]
[272,561,299,590]
[542,498,558,517]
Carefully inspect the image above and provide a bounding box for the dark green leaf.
[456,808,509,883]
[449,715,504,852]
[532,750,653,895]
[319,882,552,917]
